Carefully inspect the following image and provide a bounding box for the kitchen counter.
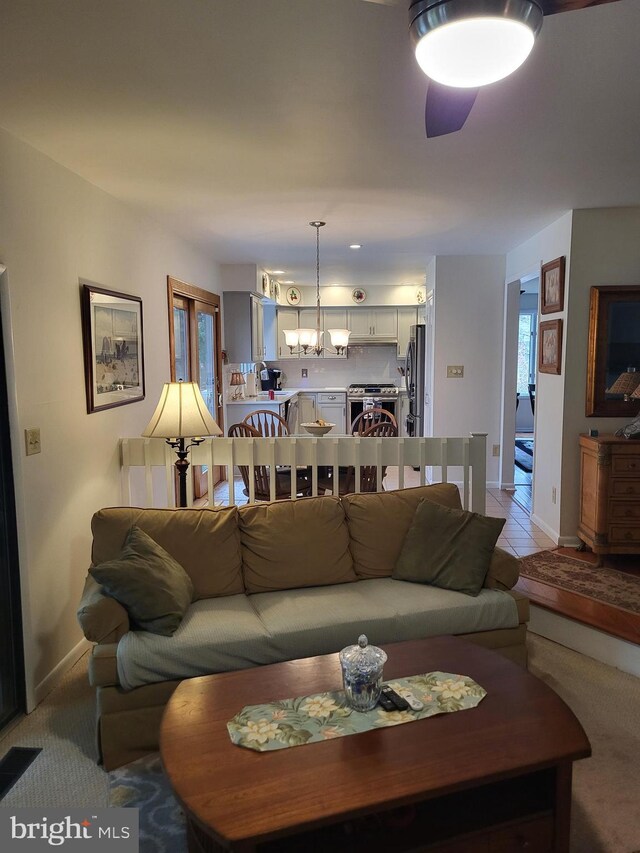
[226,387,352,404]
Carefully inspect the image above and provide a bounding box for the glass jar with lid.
[339,634,387,711]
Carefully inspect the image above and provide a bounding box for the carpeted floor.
[2,639,639,853]
[514,438,534,473]
[520,549,640,615]
[109,635,640,853]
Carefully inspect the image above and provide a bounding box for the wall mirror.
[586,285,640,417]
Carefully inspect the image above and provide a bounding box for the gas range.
[348,383,399,399]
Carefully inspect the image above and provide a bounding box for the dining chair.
[243,410,290,436]
[319,419,398,496]
[227,423,311,502]
[350,407,397,435]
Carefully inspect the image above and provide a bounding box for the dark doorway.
[0,298,25,731]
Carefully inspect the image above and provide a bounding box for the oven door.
[348,397,397,432]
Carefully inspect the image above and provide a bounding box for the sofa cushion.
[238,495,356,593]
[116,595,275,690]
[91,506,244,600]
[393,500,506,596]
[486,546,520,591]
[90,526,194,636]
[342,484,462,579]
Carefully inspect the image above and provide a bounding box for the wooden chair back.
[227,421,310,502]
[351,407,397,435]
[243,410,290,437]
[358,420,398,492]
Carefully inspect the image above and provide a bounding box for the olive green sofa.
[77,484,528,770]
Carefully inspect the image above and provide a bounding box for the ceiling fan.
[361,0,622,137]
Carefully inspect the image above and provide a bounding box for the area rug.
[109,754,186,853]
[514,438,533,473]
[519,549,640,614]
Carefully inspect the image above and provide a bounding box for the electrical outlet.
[446,365,464,378]
[301,368,308,378]
[25,427,41,456]
[551,487,557,504]
[492,444,500,457]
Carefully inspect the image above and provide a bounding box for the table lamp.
[229,371,246,399]
[142,381,222,507]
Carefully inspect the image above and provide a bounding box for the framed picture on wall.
[80,282,145,413]
[540,256,565,314]
[538,318,563,375]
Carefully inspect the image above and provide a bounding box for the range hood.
[348,335,398,345]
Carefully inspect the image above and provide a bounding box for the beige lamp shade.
[229,371,246,387]
[606,368,640,398]
[142,382,222,439]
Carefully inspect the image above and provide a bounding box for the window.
[517,310,537,395]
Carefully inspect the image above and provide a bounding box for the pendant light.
[409,0,543,89]
[284,222,351,357]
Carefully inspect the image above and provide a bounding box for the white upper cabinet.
[323,309,348,359]
[276,308,299,359]
[347,307,398,341]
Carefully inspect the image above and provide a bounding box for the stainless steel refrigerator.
[405,324,426,437]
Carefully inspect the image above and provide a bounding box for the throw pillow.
[393,500,506,596]
[90,525,194,636]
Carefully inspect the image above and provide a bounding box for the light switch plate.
[447,365,464,378]
[301,368,308,378]
[25,427,41,455]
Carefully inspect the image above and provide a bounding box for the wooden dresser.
[578,434,640,555]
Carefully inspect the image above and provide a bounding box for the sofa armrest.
[485,546,520,591]
[77,574,129,643]
[89,643,120,688]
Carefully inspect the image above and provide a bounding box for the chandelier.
[283,221,351,357]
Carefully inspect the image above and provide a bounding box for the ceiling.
[0,0,638,288]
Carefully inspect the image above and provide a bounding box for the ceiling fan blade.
[425,83,478,138]
[538,0,621,14]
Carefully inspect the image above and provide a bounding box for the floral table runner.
[227,672,486,752]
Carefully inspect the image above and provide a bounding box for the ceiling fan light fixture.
[410,0,543,88]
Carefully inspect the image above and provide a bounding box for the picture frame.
[80,282,145,413]
[538,318,563,375]
[540,256,565,314]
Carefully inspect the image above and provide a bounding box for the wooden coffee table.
[160,636,590,853]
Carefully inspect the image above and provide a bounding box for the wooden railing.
[120,433,487,513]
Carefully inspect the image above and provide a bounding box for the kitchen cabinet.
[578,434,640,555]
[347,307,398,342]
[397,307,418,359]
[298,308,322,359]
[223,292,267,362]
[297,392,317,424]
[322,309,348,359]
[316,392,347,433]
[276,308,299,359]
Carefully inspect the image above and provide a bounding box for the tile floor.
[205,468,555,559]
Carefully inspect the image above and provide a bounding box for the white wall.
[431,255,506,485]
[267,344,401,388]
[505,213,573,540]
[0,128,220,707]
[560,208,640,538]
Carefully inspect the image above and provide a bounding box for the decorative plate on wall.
[286,286,302,306]
[416,289,426,304]
[352,288,366,304]
[272,279,281,302]
[261,272,271,297]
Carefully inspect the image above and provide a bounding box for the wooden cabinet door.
[323,309,348,359]
[298,393,317,424]
[276,308,299,359]
[347,309,372,338]
[371,307,398,338]
[397,307,418,357]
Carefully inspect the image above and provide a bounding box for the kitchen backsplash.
[266,345,404,389]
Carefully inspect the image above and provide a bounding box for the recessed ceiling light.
[283,280,294,284]
[349,244,362,250]
[271,270,285,275]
